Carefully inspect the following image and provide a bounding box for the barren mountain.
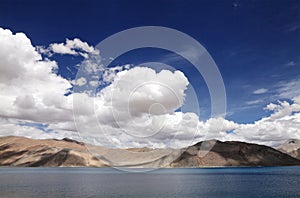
[276,139,300,159]
[0,136,181,168]
[171,140,300,167]
[1,136,300,168]
[0,136,107,167]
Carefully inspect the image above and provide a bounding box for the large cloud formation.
[0,27,72,124]
[0,26,299,148]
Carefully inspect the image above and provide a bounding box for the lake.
[0,167,300,197]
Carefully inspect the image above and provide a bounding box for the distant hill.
[276,139,300,160]
[1,136,300,168]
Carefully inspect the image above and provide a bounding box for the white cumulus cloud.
[0,27,73,124]
[40,38,100,58]
[0,26,300,149]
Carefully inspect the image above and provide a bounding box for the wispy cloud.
[253,88,268,94]
[283,22,300,33]
[284,61,296,67]
[276,77,300,99]
[245,99,263,105]
[160,46,203,63]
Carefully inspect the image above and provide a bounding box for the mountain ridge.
[1,136,300,168]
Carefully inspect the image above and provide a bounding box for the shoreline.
[1,165,300,169]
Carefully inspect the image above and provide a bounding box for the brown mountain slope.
[0,136,107,167]
[0,136,182,168]
[1,136,300,167]
[170,140,300,167]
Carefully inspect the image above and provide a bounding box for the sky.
[0,0,299,148]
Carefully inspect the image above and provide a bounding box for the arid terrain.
[1,136,300,168]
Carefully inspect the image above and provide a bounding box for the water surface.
[0,167,300,197]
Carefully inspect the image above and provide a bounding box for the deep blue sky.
[0,0,299,123]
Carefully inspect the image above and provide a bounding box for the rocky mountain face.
[171,140,300,167]
[1,136,300,167]
[276,139,300,160]
[0,136,107,167]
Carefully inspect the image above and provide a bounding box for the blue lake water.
[0,166,300,197]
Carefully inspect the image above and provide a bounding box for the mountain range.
[1,136,300,168]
